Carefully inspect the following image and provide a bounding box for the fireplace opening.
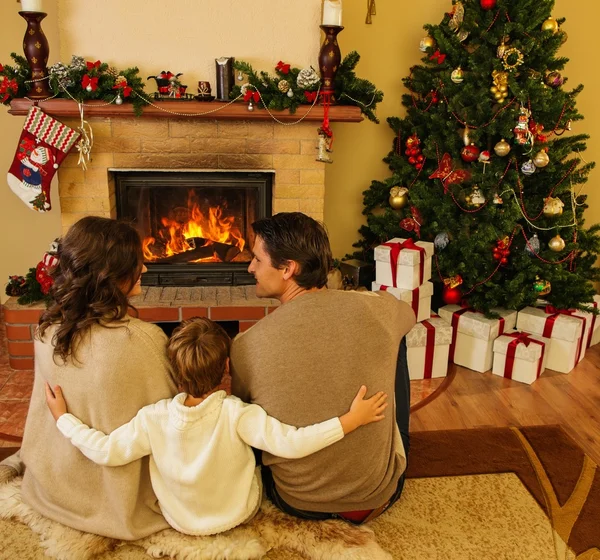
[114,170,272,286]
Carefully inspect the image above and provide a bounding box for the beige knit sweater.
[20,317,177,540]
[231,289,415,512]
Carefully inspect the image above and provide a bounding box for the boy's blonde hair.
[167,317,231,397]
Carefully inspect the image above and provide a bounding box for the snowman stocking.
[7,106,80,212]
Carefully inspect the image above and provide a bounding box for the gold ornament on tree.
[502,48,524,72]
[494,138,511,157]
[533,149,550,168]
[541,17,559,34]
[461,127,471,146]
[497,36,510,58]
[448,1,469,42]
[451,67,464,84]
[419,36,436,52]
[548,234,566,252]
[389,186,409,209]
[533,276,551,296]
[491,70,509,103]
[543,196,564,218]
[466,186,486,208]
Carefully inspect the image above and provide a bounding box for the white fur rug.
[0,477,391,560]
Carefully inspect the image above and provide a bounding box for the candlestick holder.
[19,11,51,99]
[318,25,344,101]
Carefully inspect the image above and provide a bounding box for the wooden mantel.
[9,98,363,122]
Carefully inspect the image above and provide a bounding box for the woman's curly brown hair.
[38,216,144,363]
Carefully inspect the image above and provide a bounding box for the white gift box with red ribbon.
[372,281,433,323]
[438,305,518,373]
[405,316,453,380]
[583,295,600,348]
[492,331,549,385]
[374,238,434,290]
[516,306,585,374]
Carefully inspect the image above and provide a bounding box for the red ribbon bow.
[429,50,446,65]
[243,90,260,103]
[276,61,291,74]
[113,80,132,97]
[503,332,545,380]
[86,60,101,70]
[82,75,99,91]
[304,91,318,103]
[382,238,426,289]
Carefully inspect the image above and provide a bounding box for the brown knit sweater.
[231,289,415,512]
[20,317,177,540]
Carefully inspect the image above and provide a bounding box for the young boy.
[45,317,388,536]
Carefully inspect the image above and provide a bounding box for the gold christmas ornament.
[451,67,464,84]
[533,277,551,296]
[533,150,550,168]
[419,36,436,52]
[494,138,511,157]
[541,17,559,34]
[502,47,524,71]
[469,186,486,207]
[497,36,509,58]
[543,196,564,218]
[461,127,471,146]
[277,80,290,93]
[491,70,509,103]
[389,186,409,209]
[548,234,566,252]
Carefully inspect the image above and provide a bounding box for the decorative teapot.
[147,71,187,96]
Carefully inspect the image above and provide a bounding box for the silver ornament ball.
[115,95,123,105]
[287,89,294,98]
[86,84,93,92]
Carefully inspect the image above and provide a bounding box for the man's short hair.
[251,212,333,290]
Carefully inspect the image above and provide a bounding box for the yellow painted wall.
[1,0,598,303]
[0,1,61,304]
[326,0,600,260]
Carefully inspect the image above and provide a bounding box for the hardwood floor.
[411,345,600,465]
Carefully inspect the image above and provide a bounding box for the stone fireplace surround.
[4,100,362,369]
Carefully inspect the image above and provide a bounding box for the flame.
[142,191,245,262]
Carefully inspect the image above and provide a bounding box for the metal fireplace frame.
[114,170,272,286]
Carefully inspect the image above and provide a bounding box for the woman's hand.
[45,383,68,421]
[339,385,388,435]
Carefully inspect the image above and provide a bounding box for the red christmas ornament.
[443,286,462,305]
[480,0,497,10]
[461,144,480,163]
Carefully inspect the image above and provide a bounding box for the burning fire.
[143,191,245,262]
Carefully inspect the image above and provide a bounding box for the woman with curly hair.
[17,216,177,539]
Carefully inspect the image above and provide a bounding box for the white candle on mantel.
[322,0,342,26]
[20,0,44,12]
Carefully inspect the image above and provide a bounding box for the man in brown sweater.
[231,212,415,523]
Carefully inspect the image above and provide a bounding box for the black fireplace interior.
[114,171,272,286]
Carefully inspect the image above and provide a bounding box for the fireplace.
[114,170,272,286]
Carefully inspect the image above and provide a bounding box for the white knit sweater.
[56,391,344,535]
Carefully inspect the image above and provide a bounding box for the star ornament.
[429,153,471,193]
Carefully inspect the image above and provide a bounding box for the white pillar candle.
[20,0,43,12]
[322,0,342,26]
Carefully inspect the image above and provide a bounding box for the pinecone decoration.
[297,67,320,89]
[278,80,290,93]
[106,66,119,79]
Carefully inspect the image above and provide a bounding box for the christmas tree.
[352,0,600,313]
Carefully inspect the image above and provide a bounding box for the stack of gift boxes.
[373,238,453,380]
[373,238,600,385]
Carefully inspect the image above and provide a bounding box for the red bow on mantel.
[113,80,133,97]
[86,60,101,70]
[429,153,471,193]
[540,305,587,365]
[276,61,291,74]
[429,50,447,65]
[82,75,99,91]
[503,332,545,380]
[304,91,318,103]
[243,90,260,103]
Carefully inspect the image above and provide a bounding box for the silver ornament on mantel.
[434,232,450,251]
[115,94,123,105]
[287,89,294,98]
[296,67,320,89]
[247,101,254,112]
[525,233,540,256]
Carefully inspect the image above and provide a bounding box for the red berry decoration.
[405,134,423,170]
[480,0,497,10]
[494,237,511,266]
[443,286,462,305]
[461,144,480,163]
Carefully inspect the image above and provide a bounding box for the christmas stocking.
[7,106,80,212]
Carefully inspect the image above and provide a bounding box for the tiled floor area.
[0,313,444,447]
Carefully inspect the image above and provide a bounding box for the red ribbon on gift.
[82,75,99,91]
[243,90,260,103]
[382,239,426,288]
[379,285,421,319]
[503,332,545,380]
[587,301,598,349]
[422,319,436,379]
[540,305,587,364]
[448,308,505,363]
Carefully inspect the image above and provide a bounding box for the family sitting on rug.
[4,212,415,540]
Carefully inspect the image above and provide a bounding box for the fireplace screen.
[114,171,272,286]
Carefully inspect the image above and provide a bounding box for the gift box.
[374,238,434,290]
[492,331,549,385]
[438,305,518,373]
[516,306,585,374]
[584,295,600,348]
[372,281,433,323]
[405,316,453,380]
